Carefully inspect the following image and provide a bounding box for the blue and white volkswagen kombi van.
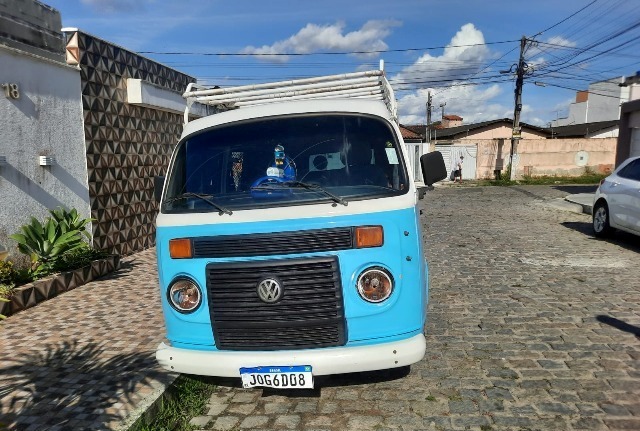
[155,69,446,389]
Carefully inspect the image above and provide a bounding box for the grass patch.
[426,395,437,401]
[130,375,217,431]
[478,167,607,187]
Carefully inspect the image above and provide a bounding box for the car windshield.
[163,113,409,213]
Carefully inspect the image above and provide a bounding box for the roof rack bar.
[194,76,380,103]
[183,70,383,98]
[232,89,385,106]
[182,68,397,124]
[197,81,382,105]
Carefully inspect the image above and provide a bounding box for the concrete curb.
[564,193,594,215]
[117,373,179,431]
[547,199,585,214]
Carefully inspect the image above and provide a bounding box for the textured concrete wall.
[475,138,617,179]
[70,30,195,255]
[0,46,89,253]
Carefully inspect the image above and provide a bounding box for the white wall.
[587,79,624,123]
[0,46,90,252]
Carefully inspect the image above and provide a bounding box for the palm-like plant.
[49,207,92,239]
[9,208,92,276]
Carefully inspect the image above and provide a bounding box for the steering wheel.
[250,176,287,188]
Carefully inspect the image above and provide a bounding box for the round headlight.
[167,278,202,313]
[356,267,394,303]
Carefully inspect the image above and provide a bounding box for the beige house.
[431,118,548,142]
[405,118,617,180]
[441,114,463,128]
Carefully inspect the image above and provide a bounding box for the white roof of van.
[180,98,394,139]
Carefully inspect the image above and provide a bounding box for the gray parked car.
[592,156,640,238]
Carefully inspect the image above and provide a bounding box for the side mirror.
[154,175,165,203]
[420,152,447,187]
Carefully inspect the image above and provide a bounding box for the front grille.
[206,256,346,351]
[193,227,353,258]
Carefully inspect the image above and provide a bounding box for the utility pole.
[509,36,527,181]
[426,91,432,147]
[439,102,446,119]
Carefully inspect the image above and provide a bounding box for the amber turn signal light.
[355,226,383,248]
[169,238,193,259]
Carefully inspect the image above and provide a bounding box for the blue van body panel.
[156,207,428,351]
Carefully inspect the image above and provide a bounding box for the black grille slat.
[216,325,341,349]
[194,228,353,258]
[207,256,346,351]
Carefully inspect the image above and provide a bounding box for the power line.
[138,40,519,56]
[532,0,598,37]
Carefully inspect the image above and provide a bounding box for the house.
[403,117,617,180]
[441,114,463,128]
[0,1,90,252]
[616,72,640,163]
[399,124,423,142]
[551,77,629,127]
[428,118,549,143]
[546,120,619,139]
[1,0,199,256]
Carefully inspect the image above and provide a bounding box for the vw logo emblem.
[257,278,283,303]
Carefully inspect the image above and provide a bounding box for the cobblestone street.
[189,185,640,431]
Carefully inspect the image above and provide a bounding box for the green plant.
[52,244,109,273]
[9,208,93,277]
[131,375,216,431]
[49,207,93,239]
[0,283,14,321]
[0,260,16,285]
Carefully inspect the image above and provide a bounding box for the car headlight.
[167,278,202,313]
[356,267,394,303]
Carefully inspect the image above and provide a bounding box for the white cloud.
[240,20,401,63]
[394,23,490,85]
[546,36,577,48]
[527,35,577,69]
[393,23,511,124]
[397,84,509,125]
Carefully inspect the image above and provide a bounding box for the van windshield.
[163,113,409,213]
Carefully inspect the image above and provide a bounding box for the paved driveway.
[0,249,172,431]
[188,185,640,431]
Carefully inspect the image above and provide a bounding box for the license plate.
[240,365,314,389]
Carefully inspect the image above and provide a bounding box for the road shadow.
[315,365,411,387]
[0,340,167,430]
[596,315,640,338]
[97,258,142,282]
[551,185,598,194]
[560,221,640,252]
[205,366,411,399]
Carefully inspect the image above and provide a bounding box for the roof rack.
[182,65,397,124]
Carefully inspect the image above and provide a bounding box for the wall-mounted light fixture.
[39,156,56,166]
[0,156,6,165]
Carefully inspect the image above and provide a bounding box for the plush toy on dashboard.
[250,145,297,195]
[266,145,296,181]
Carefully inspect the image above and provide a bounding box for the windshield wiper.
[284,181,348,206]
[164,192,233,215]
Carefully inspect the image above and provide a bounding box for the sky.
[44,0,640,127]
